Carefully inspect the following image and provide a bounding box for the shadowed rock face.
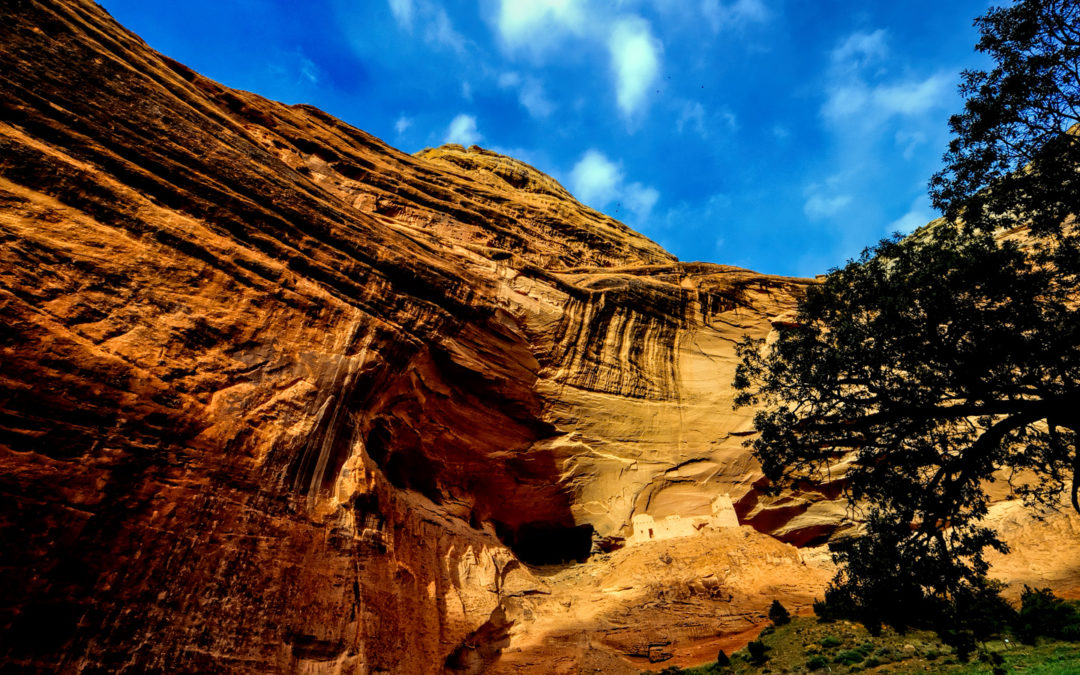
[8,1,1043,673]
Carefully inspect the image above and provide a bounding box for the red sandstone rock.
[1,2,1074,673]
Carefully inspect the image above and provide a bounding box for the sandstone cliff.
[1,2,1073,674]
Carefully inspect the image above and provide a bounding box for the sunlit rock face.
[0,3,825,671]
[2,2,1071,673]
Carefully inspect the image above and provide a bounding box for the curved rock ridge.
[1,2,1073,674]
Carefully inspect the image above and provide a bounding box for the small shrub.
[863,656,882,668]
[813,598,835,622]
[834,649,864,665]
[805,655,829,670]
[747,640,768,664]
[1017,586,1080,643]
[715,649,730,667]
[941,630,976,662]
[769,599,791,626]
[950,579,1016,641]
[760,625,775,637]
[819,635,842,649]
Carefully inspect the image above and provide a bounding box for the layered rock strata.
[0,3,825,671]
[1,2,1073,674]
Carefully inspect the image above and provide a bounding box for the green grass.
[672,616,1080,674]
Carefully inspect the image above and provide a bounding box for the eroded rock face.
[0,3,822,671]
[1,3,1071,674]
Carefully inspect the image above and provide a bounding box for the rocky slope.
[0,2,1075,673]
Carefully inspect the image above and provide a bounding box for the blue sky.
[99,0,995,276]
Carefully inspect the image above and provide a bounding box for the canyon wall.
[0,3,827,671]
[1,2,1073,673]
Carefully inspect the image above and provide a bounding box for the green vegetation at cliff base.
[656,615,1080,674]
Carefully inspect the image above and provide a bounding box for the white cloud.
[701,0,769,32]
[676,101,706,135]
[388,0,413,29]
[895,129,927,159]
[804,193,853,220]
[718,108,739,131]
[297,54,319,85]
[623,182,660,222]
[518,79,555,118]
[886,197,934,235]
[425,6,467,54]
[498,72,555,118]
[609,17,662,117]
[569,150,659,224]
[821,29,951,124]
[821,85,870,120]
[872,74,952,116]
[831,29,888,69]
[394,115,412,135]
[676,101,737,137]
[823,73,951,122]
[495,0,585,50]
[445,114,481,145]
[388,0,467,54]
[571,150,622,205]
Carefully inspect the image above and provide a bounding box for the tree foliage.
[930,0,1079,236]
[768,599,791,626]
[1016,585,1080,642]
[735,224,1079,611]
[735,0,1080,625]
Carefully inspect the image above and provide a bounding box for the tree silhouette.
[735,0,1079,627]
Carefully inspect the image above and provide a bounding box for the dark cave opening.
[365,418,443,505]
[495,521,595,566]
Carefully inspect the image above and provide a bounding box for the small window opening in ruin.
[649,528,654,538]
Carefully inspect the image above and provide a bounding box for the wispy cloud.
[822,29,951,124]
[387,0,413,29]
[498,72,555,118]
[394,114,412,135]
[388,0,467,55]
[569,149,659,224]
[424,6,467,54]
[571,149,622,204]
[894,129,927,159]
[445,114,481,145]
[676,101,706,135]
[886,196,934,235]
[675,100,737,137]
[804,193,852,220]
[609,17,662,118]
[494,0,585,53]
[831,28,887,69]
[804,177,853,220]
[297,53,320,85]
[701,0,770,32]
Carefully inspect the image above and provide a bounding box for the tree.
[734,0,1080,627]
[768,599,791,626]
[930,0,1079,237]
[715,648,730,667]
[747,640,768,665]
